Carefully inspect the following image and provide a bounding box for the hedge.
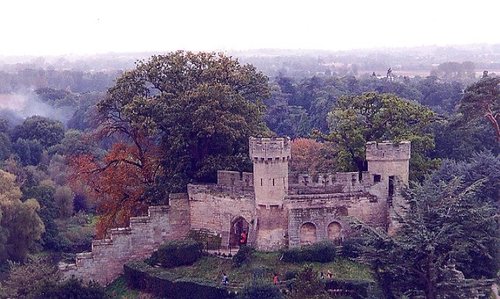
[339,238,364,259]
[150,239,203,268]
[124,261,233,299]
[232,245,254,267]
[281,242,336,263]
[238,282,283,299]
[34,278,109,299]
[187,229,222,250]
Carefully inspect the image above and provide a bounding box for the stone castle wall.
[59,195,190,285]
[187,184,255,247]
[285,191,387,247]
[61,139,410,285]
[254,206,288,250]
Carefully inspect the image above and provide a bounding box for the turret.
[366,141,410,185]
[366,141,410,235]
[249,137,290,251]
[249,137,291,207]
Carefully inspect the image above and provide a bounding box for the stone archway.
[327,221,342,244]
[300,222,317,245]
[229,216,249,247]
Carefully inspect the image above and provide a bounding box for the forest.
[0,49,498,298]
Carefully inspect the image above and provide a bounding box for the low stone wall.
[59,195,190,285]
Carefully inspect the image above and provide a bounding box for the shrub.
[238,282,283,299]
[324,279,372,299]
[150,239,203,268]
[34,278,109,299]
[124,262,232,299]
[282,242,336,263]
[2,256,61,298]
[284,270,298,281]
[187,229,222,250]
[340,238,364,259]
[232,245,254,267]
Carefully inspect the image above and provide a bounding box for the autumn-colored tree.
[72,51,269,237]
[70,141,161,238]
[290,138,337,176]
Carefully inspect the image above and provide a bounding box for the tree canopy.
[0,170,45,262]
[12,116,64,149]
[97,51,271,191]
[459,76,500,142]
[327,92,437,181]
[357,154,498,299]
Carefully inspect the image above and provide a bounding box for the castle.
[60,137,410,284]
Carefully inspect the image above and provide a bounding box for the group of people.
[222,270,334,286]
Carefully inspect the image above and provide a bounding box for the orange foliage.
[70,141,161,238]
[290,138,337,175]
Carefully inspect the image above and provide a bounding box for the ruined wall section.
[59,195,190,285]
[187,184,255,247]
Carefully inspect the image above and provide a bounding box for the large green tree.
[0,170,45,262]
[357,157,498,299]
[327,92,437,181]
[97,51,271,191]
[459,76,500,142]
[12,116,65,149]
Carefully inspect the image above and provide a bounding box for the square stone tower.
[249,137,291,250]
[366,141,411,186]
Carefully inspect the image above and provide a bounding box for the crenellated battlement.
[217,170,253,187]
[249,137,291,162]
[366,141,411,161]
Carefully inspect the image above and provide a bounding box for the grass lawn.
[143,251,374,289]
[106,276,145,299]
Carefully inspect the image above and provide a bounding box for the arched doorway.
[300,222,317,245]
[229,216,249,247]
[327,221,342,244]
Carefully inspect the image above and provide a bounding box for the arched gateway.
[229,216,249,247]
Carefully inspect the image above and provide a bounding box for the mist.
[0,92,74,126]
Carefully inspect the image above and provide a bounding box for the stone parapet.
[249,137,291,161]
[366,141,411,161]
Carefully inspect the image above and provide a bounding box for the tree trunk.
[425,252,437,299]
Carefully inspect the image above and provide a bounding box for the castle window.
[261,178,263,186]
[272,178,275,186]
[388,176,395,198]
[374,174,381,183]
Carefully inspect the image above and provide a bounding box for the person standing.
[222,272,229,286]
[239,230,247,246]
[273,273,279,285]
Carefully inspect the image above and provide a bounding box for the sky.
[1,0,499,56]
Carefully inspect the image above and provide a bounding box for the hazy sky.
[1,0,499,56]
